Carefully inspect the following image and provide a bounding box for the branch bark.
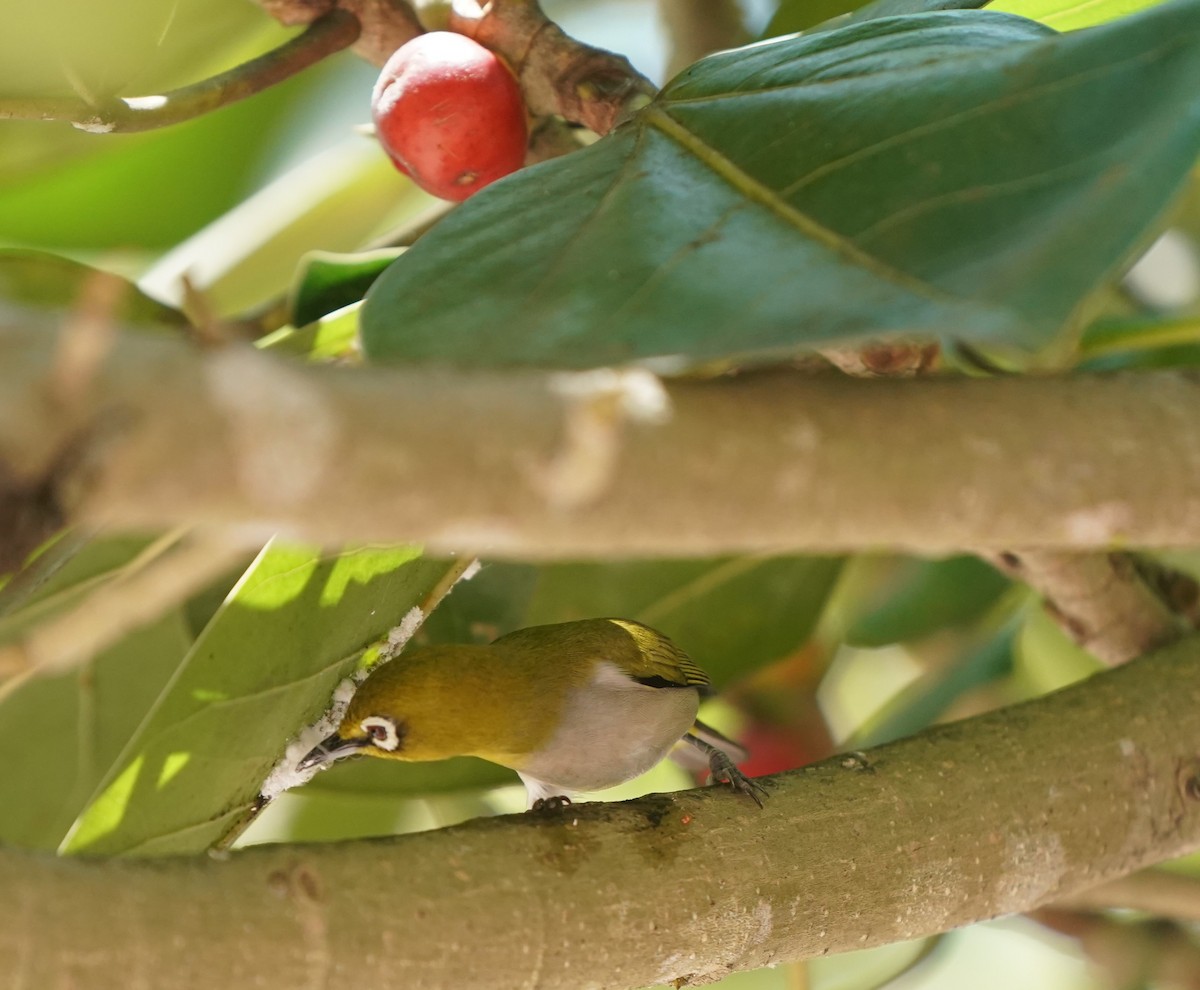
[982,551,1196,666]
[5,322,1200,556]
[7,632,1200,988]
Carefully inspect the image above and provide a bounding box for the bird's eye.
[360,716,401,751]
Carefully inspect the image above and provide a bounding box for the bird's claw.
[709,752,768,807]
[531,795,573,812]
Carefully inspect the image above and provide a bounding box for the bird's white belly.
[518,661,700,798]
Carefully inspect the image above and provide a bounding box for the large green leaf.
[0,536,194,854]
[61,543,459,856]
[362,2,1200,368]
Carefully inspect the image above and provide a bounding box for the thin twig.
[0,11,361,133]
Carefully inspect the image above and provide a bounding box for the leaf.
[61,543,459,857]
[288,249,404,328]
[765,0,876,37]
[798,0,988,37]
[522,556,843,687]
[362,2,1200,369]
[989,0,1168,31]
[0,536,194,850]
[845,555,1011,647]
[849,624,1016,747]
[0,249,185,326]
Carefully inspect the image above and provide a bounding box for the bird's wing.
[607,618,711,690]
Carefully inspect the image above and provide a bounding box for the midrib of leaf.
[643,106,955,306]
[638,557,775,626]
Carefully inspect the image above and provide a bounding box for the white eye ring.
[361,716,400,751]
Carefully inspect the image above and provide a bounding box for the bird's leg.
[531,795,573,812]
[683,733,767,807]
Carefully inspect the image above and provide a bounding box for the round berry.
[372,32,528,202]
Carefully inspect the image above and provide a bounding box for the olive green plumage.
[300,617,765,808]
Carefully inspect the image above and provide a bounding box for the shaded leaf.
[523,556,843,687]
[0,536,193,850]
[845,555,1011,647]
[765,0,875,37]
[0,249,185,326]
[0,613,192,851]
[801,0,988,36]
[362,2,1200,368]
[289,249,403,328]
[62,542,458,856]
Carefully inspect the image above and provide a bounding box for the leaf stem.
[0,10,361,134]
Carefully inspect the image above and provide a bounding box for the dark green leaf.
[289,249,403,328]
[363,2,1200,368]
[522,556,842,687]
[61,543,460,856]
[846,555,1011,646]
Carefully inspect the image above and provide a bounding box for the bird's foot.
[531,795,573,813]
[708,751,768,808]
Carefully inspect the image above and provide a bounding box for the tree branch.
[7,632,1200,987]
[0,11,361,133]
[449,0,657,135]
[982,551,1196,666]
[4,322,1200,556]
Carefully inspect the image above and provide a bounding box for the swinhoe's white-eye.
[298,618,766,809]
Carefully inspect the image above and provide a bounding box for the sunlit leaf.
[61,542,460,856]
[990,0,1167,31]
[0,536,195,850]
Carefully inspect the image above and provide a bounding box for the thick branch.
[6,633,1200,987]
[0,12,361,133]
[5,323,1200,555]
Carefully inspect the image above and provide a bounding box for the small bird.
[298,617,766,809]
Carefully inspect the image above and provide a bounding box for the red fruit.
[371,32,528,202]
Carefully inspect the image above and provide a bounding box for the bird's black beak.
[297,733,368,771]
